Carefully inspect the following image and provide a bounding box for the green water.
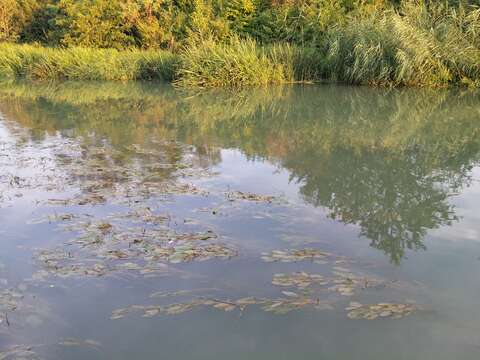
[0,81,479,359]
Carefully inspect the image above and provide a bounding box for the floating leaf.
[346,302,417,320]
[261,249,332,263]
[272,272,328,289]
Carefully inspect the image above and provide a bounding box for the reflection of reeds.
[0,79,176,104]
[0,81,479,168]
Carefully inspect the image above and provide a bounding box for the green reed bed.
[0,44,178,81]
[175,37,286,88]
[319,6,480,87]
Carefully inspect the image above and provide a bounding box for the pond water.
[0,81,479,359]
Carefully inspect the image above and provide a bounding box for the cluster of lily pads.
[46,140,214,207]
[271,269,381,297]
[33,220,236,280]
[111,293,334,319]
[109,254,417,321]
[226,191,276,203]
[328,267,383,297]
[261,249,333,263]
[346,302,417,320]
[260,249,415,319]
[272,272,328,289]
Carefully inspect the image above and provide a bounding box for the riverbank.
[2,1,479,88]
[1,5,479,89]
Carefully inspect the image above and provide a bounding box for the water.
[0,81,479,359]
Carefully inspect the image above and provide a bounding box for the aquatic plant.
[346,302,417,320]
[261,249,333,263]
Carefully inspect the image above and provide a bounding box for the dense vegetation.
[0,0,479,87]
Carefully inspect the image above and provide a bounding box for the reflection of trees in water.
[0,81,479,262]
[287,148,459,264]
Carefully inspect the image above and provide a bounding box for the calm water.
[0,81,479,359]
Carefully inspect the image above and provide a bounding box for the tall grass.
[175,37,323,87]
[0,43,178,81]
[319,5,480,87]
[174,37,285,87]
[264,44,322,83]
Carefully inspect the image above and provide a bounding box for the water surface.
[0,81,480,359]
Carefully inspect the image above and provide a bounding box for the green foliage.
[55,0,135,49]
[0,0,41,42]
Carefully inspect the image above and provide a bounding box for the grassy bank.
[174,38,322,87]
[0,43,177,81]
[0,41,321,86]
[1,4,479,89]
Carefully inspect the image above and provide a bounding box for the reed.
[0,43,178,81]
[319,5,480,87]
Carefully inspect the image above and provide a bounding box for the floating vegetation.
[328,268,382,297]
[345,302,417,320]
[149,288,222,299]
[271,268,382,298]
[111,295,332,319]
[117,207,170,225]
[0,289,24,313]
[272,272,328,289]
[261,249,332,263]
[33,218,236,280]
[27,213,80,225]
[227,191,276,203]
[162,243,237,263]
[261,297,333,314]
